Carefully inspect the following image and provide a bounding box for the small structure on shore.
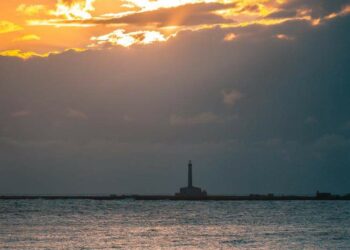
[316,191,332,198]
[175,160,207,197]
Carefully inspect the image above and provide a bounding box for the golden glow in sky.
[0,0,349,59]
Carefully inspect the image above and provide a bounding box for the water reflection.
[0,200,349,249]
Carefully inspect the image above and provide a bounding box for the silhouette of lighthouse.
[188,160,193,187]
[176,160,207,197]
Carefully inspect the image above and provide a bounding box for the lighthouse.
[176,160,207,197]
[188,160,193,187]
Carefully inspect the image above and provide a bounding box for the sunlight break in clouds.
[123,0,219,11]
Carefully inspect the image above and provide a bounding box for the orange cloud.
[91,29,167,47]
[13,34,41,42]
[223,32,236,41]
[325,5,350,20]
[0,50,56,60]
[0,48,85,60]
[17,4,46,16]
[52,0,96,20]
[0,20,22,34]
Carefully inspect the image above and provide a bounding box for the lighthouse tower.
[176,160,207,197]
[188,160,193,187]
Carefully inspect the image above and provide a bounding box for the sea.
[0,200,349,249]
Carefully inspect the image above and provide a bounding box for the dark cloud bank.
[0,14,349,195]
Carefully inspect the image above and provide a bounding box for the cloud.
[305,116,318,125]
[86,2,234,27]
[0,50,54,60]
[0,48,85,60]
[346,121,350,128]
[3,0,349,58]
[13,34,41,42]
[222,90,243,106]
[123,0,215,11]
[0,20,22,34]
[325,5,350,20]
[276,0,350,20]
[313,134,350,152]
[266,9,298,19]
[223,32,237,41]
[123,115,134,123]
[52,0,96,20]
[275,33,295,40]
[90,29,167,47]
[66,108,88,120]
[16,4,46,16]
[170,112,223,126]
[11,110,32,118]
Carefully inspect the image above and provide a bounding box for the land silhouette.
[1,161,349,201]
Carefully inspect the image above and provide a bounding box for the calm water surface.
[0,200,349,249]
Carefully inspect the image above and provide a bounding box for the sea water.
[0,200,349,249]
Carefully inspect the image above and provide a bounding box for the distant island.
[1,161,349,201]
[1,193,350,201]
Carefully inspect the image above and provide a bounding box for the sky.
[0,0,350,195]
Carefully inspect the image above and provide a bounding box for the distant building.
[175,160,207,197]
[316,191,332,198]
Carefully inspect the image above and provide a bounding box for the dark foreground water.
[0,200,349,249]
